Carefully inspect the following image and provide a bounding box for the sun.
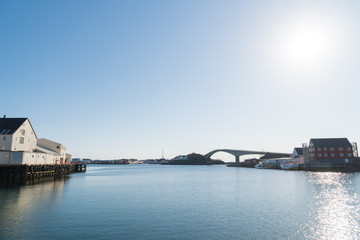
[282,24,332,66]
[270,15,340,70]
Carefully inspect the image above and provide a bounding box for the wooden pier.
[73,162,87,172]
[0,163,86,185]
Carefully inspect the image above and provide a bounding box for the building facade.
[37,138,68,164]
[0,116,70,165]
[307,138,356,164]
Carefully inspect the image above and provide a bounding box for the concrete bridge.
[204,149,291,163]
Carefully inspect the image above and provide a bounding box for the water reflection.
[306,172,360,240]
[0,179,67,235]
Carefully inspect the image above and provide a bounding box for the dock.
[73,162,87,172]
[0,163,86,185]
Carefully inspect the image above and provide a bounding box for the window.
[323,147,327,151]
[19,137,24,144]
[340,153,344,157]
[20,129,25,136]
[324,153,328,157]
[348,153,352,157]
[1,146,5,150]
[330,147,334,151]
[347,147,351,151]
[317,147,321,151]
[339,147,344,151]
[2,136,5,141]
[331,153,335,157]
[318,153,322,157]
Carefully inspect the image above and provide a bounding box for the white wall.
[22,152,58,165]
[65,153,72,164]
[0,151,59,165]
[11,119,37,152]
[37,138,66,163]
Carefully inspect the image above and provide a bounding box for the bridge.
[204,149,291,163]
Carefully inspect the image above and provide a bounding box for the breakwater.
[0,163,86,185]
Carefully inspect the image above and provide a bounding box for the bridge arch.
[204,149,291,163]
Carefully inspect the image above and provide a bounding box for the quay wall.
[299,163,360,172]
[0,163,86,185]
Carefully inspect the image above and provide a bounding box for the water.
[1,164,360,240]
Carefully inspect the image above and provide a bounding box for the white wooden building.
[0,116,71,165]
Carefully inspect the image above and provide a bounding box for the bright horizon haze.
[1,0,359,161]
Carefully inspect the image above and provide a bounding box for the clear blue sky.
[1,0,360,161]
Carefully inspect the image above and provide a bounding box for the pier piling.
[0,163,86,185]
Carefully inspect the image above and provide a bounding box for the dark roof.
[310,138,352,148]
[294,147,303,155]
[0,118,27,135]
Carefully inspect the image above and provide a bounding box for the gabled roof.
[0,118,27,135]
[34,146,59,155]
[310,138,352,148]
[38,138,63,146]
[294,147,303,155]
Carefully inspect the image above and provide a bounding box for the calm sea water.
[1,164,360,240]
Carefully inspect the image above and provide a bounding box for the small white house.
[292,147,303,157]
[0,116,70,165]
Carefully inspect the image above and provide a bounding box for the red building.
[307,138,357,164]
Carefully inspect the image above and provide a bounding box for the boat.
[280,161,298,170]
[255,163,264,169]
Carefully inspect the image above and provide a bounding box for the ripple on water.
[302,172,360,240]
[1,165,360,240]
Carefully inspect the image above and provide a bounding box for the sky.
[1,0,360,161]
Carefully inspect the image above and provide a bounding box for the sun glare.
[268,14,343,72]
[283,25,329,65]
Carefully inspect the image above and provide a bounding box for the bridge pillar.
[235,156,239,163]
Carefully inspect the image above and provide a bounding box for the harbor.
[2,164,360,240]
[2,0,360,238]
